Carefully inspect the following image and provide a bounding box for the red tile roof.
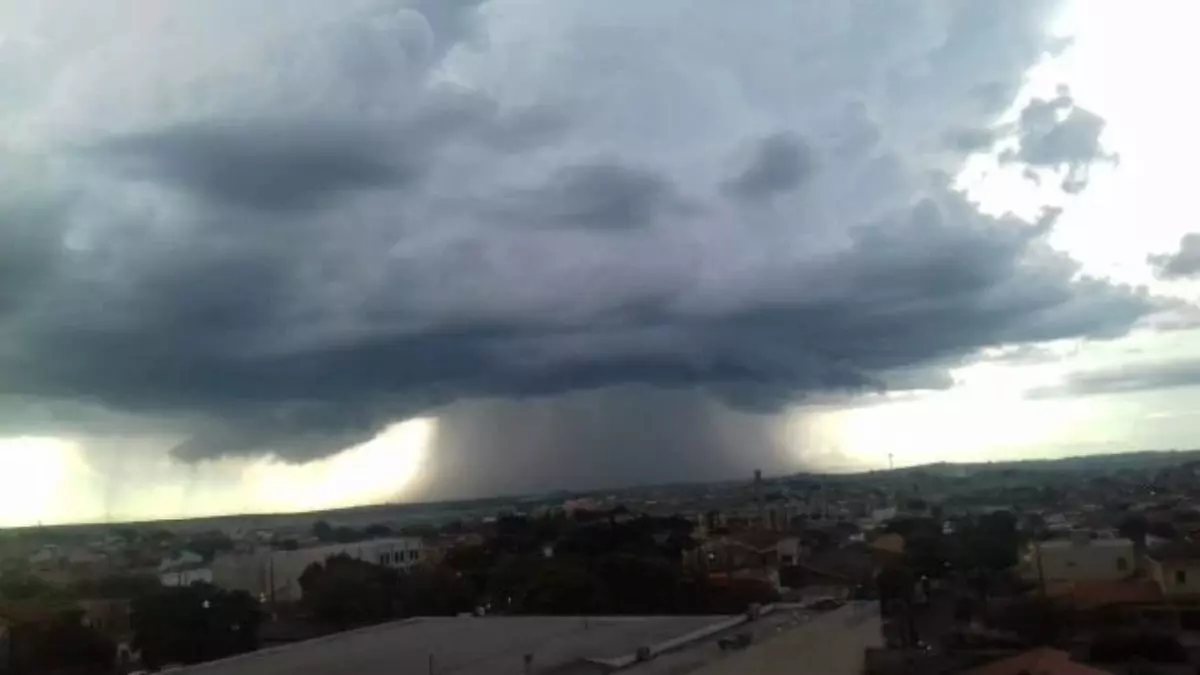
[962,648,1109,675]
[1041,579,1163,610]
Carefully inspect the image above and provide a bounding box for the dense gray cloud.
[414,388,796,500]
[92,123,411,213]
[725,133,815,200]
[1031,359,1200,399]
[1149,233,1200,279]
[493,162,687,230]
[0,0,1162,474]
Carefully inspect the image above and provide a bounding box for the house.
[1147,541,1200,597]
[158,550,204,572]
[1022,533,1135,583]
[780,545,876,601]
[706,532,802,568]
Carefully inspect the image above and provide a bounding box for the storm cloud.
[0,0,1165,474]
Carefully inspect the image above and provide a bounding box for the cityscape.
[7,451,1200,673]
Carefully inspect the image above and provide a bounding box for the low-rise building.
[212,537,424,603]
[1022,533,1135,583]
[1147,541,1200,597]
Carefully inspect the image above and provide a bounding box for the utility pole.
[754,469,764,528]
[1035,542,1047,599]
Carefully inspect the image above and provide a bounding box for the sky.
[2,0,1200,526]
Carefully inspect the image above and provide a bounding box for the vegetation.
[130,583,262,669]
[296,510,775,627]
[8,609,116,675]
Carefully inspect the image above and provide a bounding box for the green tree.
[298,555,397,629]
[186,531,235,562]
[131,583,261,669]
[1118,513,1148,548]
[398,567,473,616]
[17,610,116,675]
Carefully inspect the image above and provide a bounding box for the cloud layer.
[1149,234,1200,280]
[0,0,1154,464]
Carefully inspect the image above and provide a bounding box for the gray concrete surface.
[173,615,732,675]
[684,602,882,675]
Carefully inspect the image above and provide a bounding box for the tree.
[399,567,473,616]
[186,531,235,562]
[14,610,116,675]
[131,583,261,669]
[1118,513,1148,548]
[958,511,1019,572]
[71,573,160,600]
[298,555,397,629]
[364,523,394,538]
[876,564,914,612]
[311,520,335,542]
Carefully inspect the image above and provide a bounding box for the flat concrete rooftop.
[173,615,732,675]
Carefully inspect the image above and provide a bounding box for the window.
[1177,569,1188,585]
[1116,556,1128,572]
[378,554,387,565]
[393,551,401,564]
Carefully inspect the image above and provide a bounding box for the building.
[160,603,879,675]
[1147,541,1200,597]
[161,566,214,587]
[212,537,424,602]
[1022,533,1135,583]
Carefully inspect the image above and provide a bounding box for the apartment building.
[212,537,425,603]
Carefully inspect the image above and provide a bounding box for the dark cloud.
[414,387,793,500]
[92,123,408,212]
[1030,359,1200,399]
[725,133,815,200]
[0,0,1151,477]
[0,205,65,315]
[494,161,687,230]
[1149,233,1200,280]
[0,183,1159,461]
[1001,86,1116,193]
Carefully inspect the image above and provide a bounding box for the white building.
[161,567,214,587]
[159,550,205,572]
[212,537,425,603]
[1022,533,1135,583]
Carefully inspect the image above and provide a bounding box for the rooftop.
[1148,540,1200,562]
[1035,537,1134,549]
[170,615,732,675]
[1042,580,1163,610]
